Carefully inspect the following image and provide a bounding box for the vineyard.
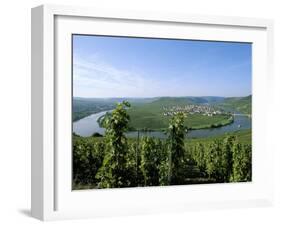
[73,101,252,189]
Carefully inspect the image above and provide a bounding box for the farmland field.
[73,96,251,131]
[128,104,233,131]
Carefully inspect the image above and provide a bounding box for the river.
[73,110,251,138]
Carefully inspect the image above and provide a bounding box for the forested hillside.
[216,95,252,114]
[73,97,157,121]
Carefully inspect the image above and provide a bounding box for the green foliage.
[231,143,252,182]
[189,135,251,183]
[140,137,160,186]
[167,112,187,184]
[96,101,132,188]
[158,143,170,186]
[193,143,206,173]
[221,136,236,181]
[128,142,143,186]
[205,140,223,181]
[138,137,170,186]
[73,136,104,186]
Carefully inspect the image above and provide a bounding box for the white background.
[55,15,270,217]
[0,0,280,225]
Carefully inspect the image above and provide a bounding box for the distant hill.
[73,95,252,122]
[216,95,252,114]
[74,97,157,105]
[73,98,116,121]
[147,96,225,107]
[199,96,225,103]
[73,97,157,121]
[149,97,194,107]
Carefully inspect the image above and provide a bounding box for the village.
[162,104,227,117]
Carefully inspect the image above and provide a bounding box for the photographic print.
[72,35,252,190]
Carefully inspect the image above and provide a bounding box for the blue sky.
[73,35,251,98]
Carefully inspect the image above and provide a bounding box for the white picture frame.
[31,4,274,221]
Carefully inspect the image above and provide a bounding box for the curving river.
[73,110,251,139]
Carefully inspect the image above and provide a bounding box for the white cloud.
[72,54,214,98]
[73,54,150,97]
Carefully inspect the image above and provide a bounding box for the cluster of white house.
[162,104,225,117]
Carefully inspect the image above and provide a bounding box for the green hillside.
[127,97,233,131]
[73,97,157,121]
[217,95,251,114]
[147,96,224,107]
[73,95,251,126]
[73,98,116,121]
[148,97,195,107]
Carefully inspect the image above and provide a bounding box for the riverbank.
[73,108,114,122]
[98,111,234,132]
[73,110,251,139]
[97,110,234,132]
[188,115,234,130]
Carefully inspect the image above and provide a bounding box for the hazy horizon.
[74,94,251,99]
[73,35,252,98]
